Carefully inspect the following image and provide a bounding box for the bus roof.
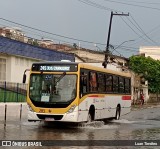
[32,61,78,65]
[78,63,131,78]
[32,61,131,77]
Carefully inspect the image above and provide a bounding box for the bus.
[23,62,132,123]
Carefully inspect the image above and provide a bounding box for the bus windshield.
[29,74,77,103]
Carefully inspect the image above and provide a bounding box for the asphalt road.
[0,104,160,149]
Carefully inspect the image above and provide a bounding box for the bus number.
[40,66,46,71]
[39,109,45,113]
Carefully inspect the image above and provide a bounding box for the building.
[56,46,129,72]
[139,46,160,60]
[0,36,75,83]
[137,46,159,102]
[52,43,73,52]
[38,39,54,49]
[0,27,25,42]
[139,46,160,102]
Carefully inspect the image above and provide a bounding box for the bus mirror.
[22,69,30,84]
[23,73,26,84]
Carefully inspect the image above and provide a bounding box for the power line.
[77,0,112,11]
[0,17,144,56]
[0,22,76,45]
[120,16,154,44]
[1,19,116,57]
[0,17,106,46]
[110,44,125,57]
[115,46,138,52]
[116,0,160,5]
[77,1,160,46]
[127,15,159,45]
[76,1,141,56]
[103,0,160,11]
[77,0,122,13]
[78,0,160,46]
[0,14,145,58]
[124,23,160,47]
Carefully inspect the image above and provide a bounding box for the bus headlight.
[27,104,34,112]
[67,104,76,113]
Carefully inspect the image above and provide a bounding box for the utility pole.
[102,11,129,68]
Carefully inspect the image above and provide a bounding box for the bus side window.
[119,77,125,93]
[80,72,88,96]
[89,72,97,92]
[97,73,105,92]
[113,76,118,93]
[125,78,130,94]
[106,75,113,92]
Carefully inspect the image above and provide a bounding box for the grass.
[0,89,26,102]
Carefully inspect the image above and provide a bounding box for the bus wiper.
[55,72,66,85]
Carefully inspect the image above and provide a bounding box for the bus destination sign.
[40,66,70,71]
[32,63,78,72]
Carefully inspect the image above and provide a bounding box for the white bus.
[23,62,131,122]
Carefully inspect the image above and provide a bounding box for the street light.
[114,40,135,50]
[111,39,135,54]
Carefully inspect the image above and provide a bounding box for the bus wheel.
[115,106,121,120]
[87,106,95,122]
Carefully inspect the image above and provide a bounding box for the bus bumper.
[27,111,78,122]
[28,111,41,121]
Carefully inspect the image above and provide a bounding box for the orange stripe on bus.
[89,95,105,98]
[122,96,131,100]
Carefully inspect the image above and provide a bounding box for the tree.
[73,43,78,49]
[32,39,39,46]
[129,55,160,98]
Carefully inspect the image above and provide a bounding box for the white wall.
[10,56,40,83]
[139,46,160,60]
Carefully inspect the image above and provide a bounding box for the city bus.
[23,61,132,123]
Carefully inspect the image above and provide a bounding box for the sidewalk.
[131,102,160,111]
[0,102,27,119]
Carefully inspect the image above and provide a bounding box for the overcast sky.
[1,0,160,57]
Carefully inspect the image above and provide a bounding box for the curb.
[131,103,160,111]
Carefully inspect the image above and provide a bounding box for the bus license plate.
[45,118,55,121]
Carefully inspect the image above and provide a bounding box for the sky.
[1,0,160,58]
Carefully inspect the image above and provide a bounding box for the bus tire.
[115,106,121,120]
[87,105,95,122]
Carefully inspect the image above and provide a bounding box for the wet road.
[0,106,160,149]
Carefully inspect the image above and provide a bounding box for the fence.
[148,93,160,102]
[0,81,27,102]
